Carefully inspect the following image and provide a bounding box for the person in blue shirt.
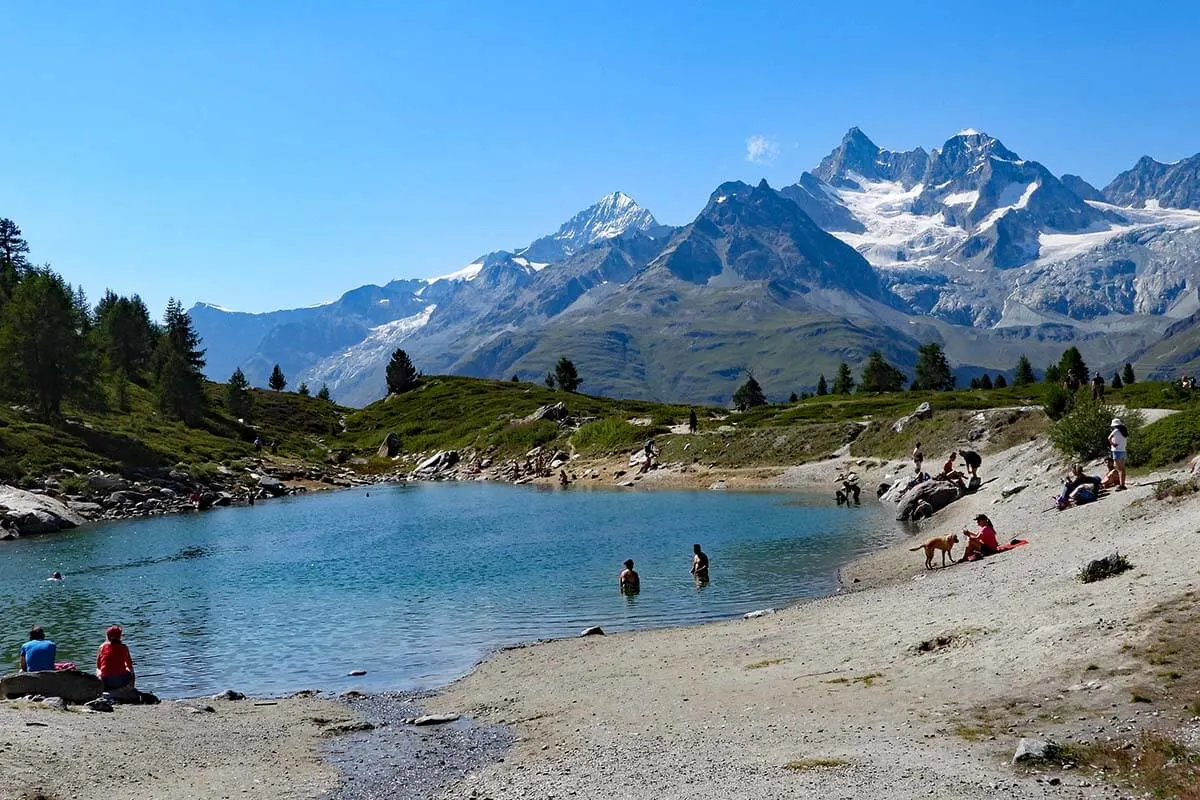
[19,626,56,672]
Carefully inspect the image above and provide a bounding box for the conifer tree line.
[0,218,332,426]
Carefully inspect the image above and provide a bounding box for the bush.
[491,420,560,454]
[1128,409,1200,468]
[571,417,647,454]
[1050,398,1143,461]
[1079,552,1132,583]
[1152,478,1200,501]
[1043,384,1073,420]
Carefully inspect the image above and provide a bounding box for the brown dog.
[909,533,959,569]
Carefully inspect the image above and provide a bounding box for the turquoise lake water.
[0,482,895,698]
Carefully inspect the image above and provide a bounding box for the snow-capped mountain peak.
[518,191,660,263]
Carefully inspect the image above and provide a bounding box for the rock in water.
[211,689,246,701]
[579,626,605,637]
[0,670,103,703]
[348,669,367,677]
[743,609,775,619]
[0,485,87,536]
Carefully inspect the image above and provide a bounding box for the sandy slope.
[434,437,1199,799]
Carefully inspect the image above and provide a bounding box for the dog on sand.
[909,533,959,569]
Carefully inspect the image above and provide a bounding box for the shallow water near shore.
[1,482,895,698]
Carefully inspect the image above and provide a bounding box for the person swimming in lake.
[96,626,136,690]
[619,559,640,594]
[691,544,709,582]
[49,571,63,581]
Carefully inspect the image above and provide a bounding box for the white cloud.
[745,134,779,164]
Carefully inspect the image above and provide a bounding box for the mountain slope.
[519,191,665,263]
[1105,153,1200,210]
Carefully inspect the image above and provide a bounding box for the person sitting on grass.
[96,626,136,690]
[961,514,1000,560]
[1057,464,1101,509]
[19,626,56,672]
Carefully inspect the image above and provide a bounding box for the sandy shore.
[5,434,1198,799]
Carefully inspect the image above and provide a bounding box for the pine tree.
[1013,354,1036,386]
[0,218,30,305]
[816,374,828,396]
[732,372,767,411]
[554,357,581,392]
[317,384,331,401]
[511,374,519,382]
[788,391,799,403]
[0,269,91,418]
[269,364,287,392]
[1044,364,1061,384]
[994,374,1008,389]
[1111,373,1123,389]
[980,374,994,390]
[1122,363,1136,385]
[969,377,981,390]
[831,362,855,395]
[1058,347,1088,385]
[297,382,310,397]
[385,349,420,394]
[859,350,906,393]
[226,367,253,421]
[96,291,156,381]
[545,372,555,388]
[154,298,207,424]
[912,342,954,391]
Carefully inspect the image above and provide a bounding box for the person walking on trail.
[1092,373,1106,400]
[1108,419,1129,491]
[912,442,924,473]
[641,438,658,473]
[688,408,698,434]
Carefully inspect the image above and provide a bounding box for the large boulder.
[87,474,129,492]
[0,670,104,703]
[258,476,287,496]
[522,402,568,424]
[377,432,401,459]
[892,402,934,433]
[0,485,87,536]
[413,450,459,477]
[897,480,962,521]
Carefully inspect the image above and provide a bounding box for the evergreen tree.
[1013,354,1036,386]
[544,372,555,388]
[816,374,828,396]
[0,218,30,305]
[831,362,855,394]
[1122,363,1136,385]
[0,269,91,418]
[858,350,906,393]
[1058,347,1088,385]
[788,391,799,403]
[1044,364,1061,384]
[980,374,994,390]
[511,374,519,382]
[385,349,420,394]
[269,364,287,392]
[154,298,207,424]
[912,342,954,391]
[226,367,253,421]
[297,382,310,397]
[317,384,331,401]
[1111,373,1123,389]
[554,357,581,392]
[969,377,981,390]
[95,291,156,381]
[732,372,767,411]
[994,374,1008,389]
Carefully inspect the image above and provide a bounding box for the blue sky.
[2,1,1197,315]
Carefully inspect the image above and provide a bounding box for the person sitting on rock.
[19,626,56,672]
[96,626,136,690]
[961,514,1000,561]
[938,452,964,481]
[619,559,640,594]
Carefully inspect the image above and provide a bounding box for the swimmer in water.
[49,571,63,582]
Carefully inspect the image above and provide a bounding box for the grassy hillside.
[0,381,347,484]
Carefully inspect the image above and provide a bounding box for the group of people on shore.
[17,624,137,691]
[618,543,709,594]
[1055,418,1128,508]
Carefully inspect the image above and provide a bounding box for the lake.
[0,482,895,698]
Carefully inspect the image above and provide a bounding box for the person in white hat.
[1107,418,1128,491]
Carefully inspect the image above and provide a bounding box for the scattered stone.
[321,719,377,736]
[579,626,605,637]
[1001,484,1027,498]
[743,609,775,619]
[211,689,246,701]
[83,697,114,713]
[258,476,287,496]
[348,669,367,677]
[40,696,67,711]
[87,475,129,492]
[709,481,726,491]
[1079,552,1132,584]
[411,713,461,726]
[180,704,216,714]
[0,669,103,702]
[521,402,568,424]
[1012,737,1058,763]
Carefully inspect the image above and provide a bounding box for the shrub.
[1079,552,1132,583]
[1128,409,1200,468]
[491,420,560,454]
[1043,384,1073,420]
[1152,478,1200,501]
[571,417,646,454]
[1049,398,1142,461]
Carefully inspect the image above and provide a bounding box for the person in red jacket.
[96,626,136,690]
[961,514,1000,560]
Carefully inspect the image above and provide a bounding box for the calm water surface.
[0,483,894,698]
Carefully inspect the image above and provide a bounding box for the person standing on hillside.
[688,408,698,434]
[19,626,56,672]
[1091,373,1106,400]
[619,559,640,594]
[691,544,709,582]
[912,442,924,473]
[1108,419,1129,491]
[958,449,982,479]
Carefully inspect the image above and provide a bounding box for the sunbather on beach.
[1101,457,1121,489]
[96,626,136,690]
[1057,465,1101,508]
[619,559,640,594]
[961,514,999,560]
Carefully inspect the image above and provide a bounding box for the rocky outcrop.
[377,432,401,458]
[897,480,962,521]
[522,402,568,424]
[0,670,103,703]
[0,486,86,536]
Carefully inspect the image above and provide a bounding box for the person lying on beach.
[96,626,136,690]
[19,626,56,672]
[961,514,999,560]
[619,559,640,594]
[1101,457,1121,489]
[1057,465,1101,509]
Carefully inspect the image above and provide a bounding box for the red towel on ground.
[963,539,1028,562]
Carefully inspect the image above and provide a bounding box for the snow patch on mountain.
[300,305,436,397]
[826,176,966,267]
